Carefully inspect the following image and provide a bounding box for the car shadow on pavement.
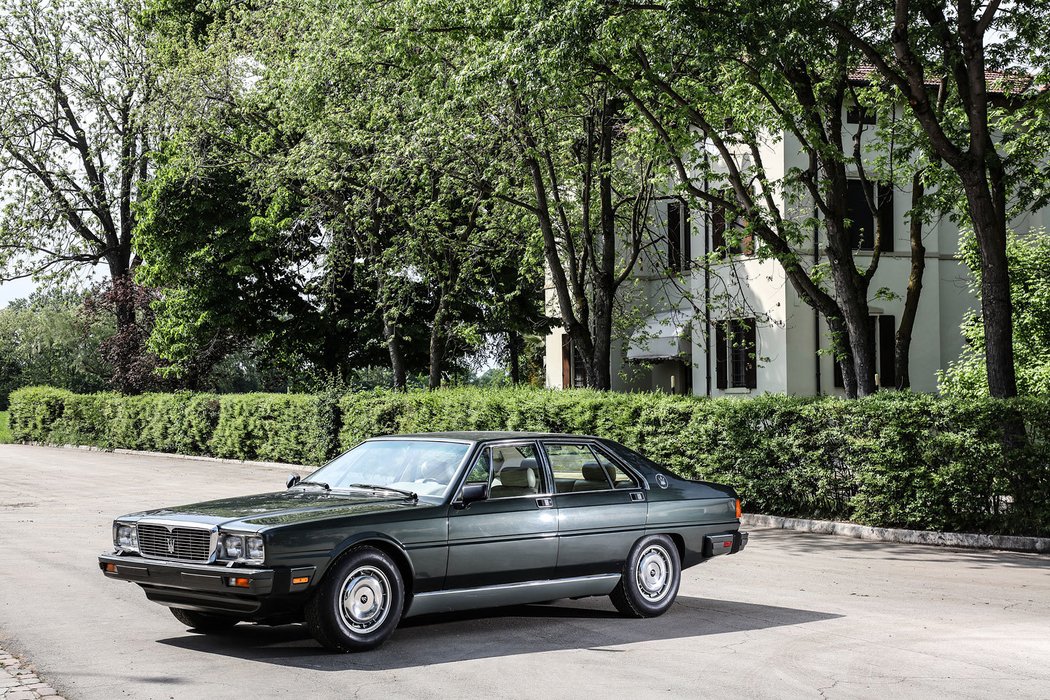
[156,595,840,670]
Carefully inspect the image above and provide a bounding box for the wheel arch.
[317,532,417,604]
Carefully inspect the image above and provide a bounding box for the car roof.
[365,431,601,444]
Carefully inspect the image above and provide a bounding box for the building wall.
[543,118,1044,396]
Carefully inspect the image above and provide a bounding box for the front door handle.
[536,497,554,508]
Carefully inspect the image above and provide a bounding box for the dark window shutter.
[667,201,682,272]
[867,316,877,384]
[833,357,844,388]
[715,322,727,390]
[681,203,691,269]
[879,315,896,389]
[712,200,726,258]
[744,319,758,389]
[561,335,571,389]
[847,179,875,250]
[877,183,894,253]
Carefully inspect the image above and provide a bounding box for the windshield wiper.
[348,483,418,501]
[299,480,330,491]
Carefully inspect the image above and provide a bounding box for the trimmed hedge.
[9,386,1050,537]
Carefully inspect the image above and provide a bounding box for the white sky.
[0,277,36,308]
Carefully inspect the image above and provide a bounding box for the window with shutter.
[846,179,876,250]
[712,190,750,257]
[877,184,894,253]
[667,201,682,272]
[717,318,757,390]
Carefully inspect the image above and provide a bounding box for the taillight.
[735,499,742,519]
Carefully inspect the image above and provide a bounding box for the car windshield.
[305,439,470,498]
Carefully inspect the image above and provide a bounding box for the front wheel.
[610,535,681,618]
[170,607,240,632]
[304,546,404,652]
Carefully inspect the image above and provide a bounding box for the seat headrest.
[499,465,537,488]
[581,462,610,484]
[519,457,537,470]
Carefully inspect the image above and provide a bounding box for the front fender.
[314,531,417,595]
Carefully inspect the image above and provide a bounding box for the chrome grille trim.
[136,521,217,563]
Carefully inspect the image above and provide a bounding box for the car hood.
[123,489,431,530]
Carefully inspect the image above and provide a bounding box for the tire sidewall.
[318,547,405,650]
[624,535,681,616]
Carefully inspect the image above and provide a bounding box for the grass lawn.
[0,411,11,444]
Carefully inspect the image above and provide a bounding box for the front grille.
[137,523,213,562]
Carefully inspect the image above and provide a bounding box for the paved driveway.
[1,445,1048,699]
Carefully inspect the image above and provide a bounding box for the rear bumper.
[99,553,314,617]
[703,530,748,557]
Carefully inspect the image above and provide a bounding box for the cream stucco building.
[544,118,1049,397]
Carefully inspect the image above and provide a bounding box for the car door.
[543,440,648,579]
[445,441,559,589]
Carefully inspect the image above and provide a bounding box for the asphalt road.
[1,445,1048,699]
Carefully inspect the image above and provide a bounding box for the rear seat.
[571,463,613,492]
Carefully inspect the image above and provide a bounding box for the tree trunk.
[508,331,521,385]
[588,94,618,392]
[382,315,407,391]
[895,173,926,389]
[963,177,1018,398]
[823,221,877,397]
[428,293,449,390]
[827,314,859,399]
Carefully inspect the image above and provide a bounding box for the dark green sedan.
[99,432,747,652]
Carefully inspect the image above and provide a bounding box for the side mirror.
[458,482,489,507]
[286,473,301,489]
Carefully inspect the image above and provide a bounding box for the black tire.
[610,535,681,618]
[170,607,240,632]
[304,546,404,652]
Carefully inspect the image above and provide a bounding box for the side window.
[465,449,490,484]
[544,443,638,493]
[474,444,541,499]
[595,451,637,488]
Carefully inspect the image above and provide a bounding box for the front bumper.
[99,553,314,617]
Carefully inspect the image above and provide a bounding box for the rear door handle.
[630,492,646,502]
[536,497,554,508]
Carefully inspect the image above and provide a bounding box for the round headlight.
[222,535,244,559]
[247,536,265,561]
[116,524,138,551]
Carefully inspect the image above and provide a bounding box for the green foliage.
[0,292,112,408]
[11,386,1049,536]
[0,411,10,444]
[941,229,1050,397]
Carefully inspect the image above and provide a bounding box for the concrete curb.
[743,513,1050,554]
[21,442,311,473]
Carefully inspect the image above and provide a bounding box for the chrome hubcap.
[636,545,672,601]
[339,566,390,632]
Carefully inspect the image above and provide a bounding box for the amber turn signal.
[292,576,310,585]
[228,577,251,588]
[735,499,742,519]
[104,563,117,573]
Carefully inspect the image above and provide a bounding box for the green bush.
[8,386,1049,536]
[0,411,10,444]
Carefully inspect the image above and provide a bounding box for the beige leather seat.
[490,459,539,498]
[573,462,613,492]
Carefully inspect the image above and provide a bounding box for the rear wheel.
[305,546,404,652]
[610,535,681,618]
[169,608,240,632]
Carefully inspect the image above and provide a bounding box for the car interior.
[480,443,638,498]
